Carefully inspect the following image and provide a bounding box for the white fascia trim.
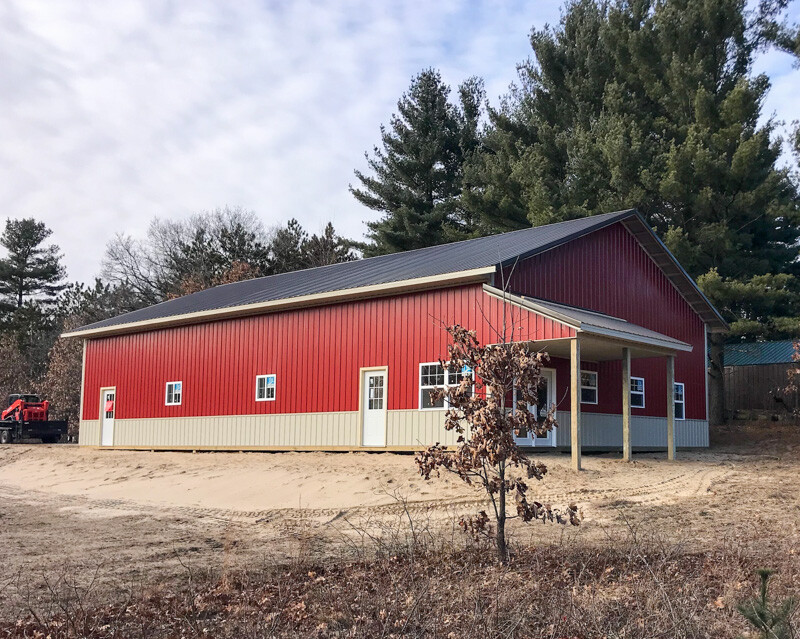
[62,267,496,339]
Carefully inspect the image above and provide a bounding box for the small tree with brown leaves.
[416,324,579,563]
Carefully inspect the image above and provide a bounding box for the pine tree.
[486,0,800,278]
[351,69,484,255]
[303,222,357,268]
[466,0,800,424]
[268,219,309,274]
[0,218,66,312]
[462,101,536,233]
[737,569,796,639]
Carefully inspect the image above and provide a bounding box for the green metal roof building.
[724,340,797,367]
[724,340,798,416]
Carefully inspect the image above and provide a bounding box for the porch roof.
[484,285,692,361]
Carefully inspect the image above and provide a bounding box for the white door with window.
[361,370,387,447]
[101,389,115,446]
[513,369,557,447]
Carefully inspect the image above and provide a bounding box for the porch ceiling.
[525,335,677,362]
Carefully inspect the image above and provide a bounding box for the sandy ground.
[1,422,799,616]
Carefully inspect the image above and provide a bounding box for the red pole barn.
[65,209,727,467]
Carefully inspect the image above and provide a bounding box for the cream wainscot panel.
[78,420,101,446]
[82,412,359,448]
[555,411,709,448]
[386,409,467,448]
[79,409,463,449]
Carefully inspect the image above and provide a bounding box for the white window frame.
[255,374,276,402]
[165,381,182,406]
[418,362,474,411]
[673,382,685,421]
[630,376,645,409]
[419,362,447,410]
[580,370,598,405]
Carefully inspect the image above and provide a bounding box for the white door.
[533,369,557,447]
[101,389,115,446]
[361,370,387,447]
[513,369,557,447]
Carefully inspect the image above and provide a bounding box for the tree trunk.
[708,332,726,425]
[496,465,508,564]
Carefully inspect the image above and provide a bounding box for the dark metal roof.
[67,208,726,336]
[724,341,797,366]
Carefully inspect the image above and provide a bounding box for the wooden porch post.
[622,347,631,461]
[666,354,675,460]
[570,338,582,471]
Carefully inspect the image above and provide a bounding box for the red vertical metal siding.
[503,222,707,420]
[82,284,575,420]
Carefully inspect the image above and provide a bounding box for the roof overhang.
[483,285,692,358]
[619,214,728,332]
[62,267,496,339]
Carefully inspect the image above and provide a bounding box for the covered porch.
[487,288,694,471]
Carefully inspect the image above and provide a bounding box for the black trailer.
[0,420,68,444]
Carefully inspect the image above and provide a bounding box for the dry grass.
[2,519,798,639]
[2,421,799,637]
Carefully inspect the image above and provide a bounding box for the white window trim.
[630,376,645,409]
[674,382,685,421]
[580,369,598,405]
[419,362,446,411]
[255,374,277,402]
[418,361,474,411]
[165,381,182,406]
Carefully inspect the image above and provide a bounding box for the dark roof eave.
[619,215,728,332]
[498,209,636,269]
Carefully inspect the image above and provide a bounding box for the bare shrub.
[416,324,579,563]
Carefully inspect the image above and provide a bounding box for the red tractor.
[0,394,68,444]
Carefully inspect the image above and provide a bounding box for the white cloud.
[0,0,796,283]
[1,0,552,282]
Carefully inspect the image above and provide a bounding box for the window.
[630,377,645,408]
[104,392,115,418]
[674,382,685,420]
[420,363,446,409]
[580,370,598,404]
[165,381,182,406]
[448,364,473,394]
[256,374,276,401]
[419,362,473,410]
[368,375,384,409]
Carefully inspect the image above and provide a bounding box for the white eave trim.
[62,266,496,339]
[482,284,692,353]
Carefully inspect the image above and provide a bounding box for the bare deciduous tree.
[102,206,272,304]
[416,323,579,563]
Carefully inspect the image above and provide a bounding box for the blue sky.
[1,0,798,283]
